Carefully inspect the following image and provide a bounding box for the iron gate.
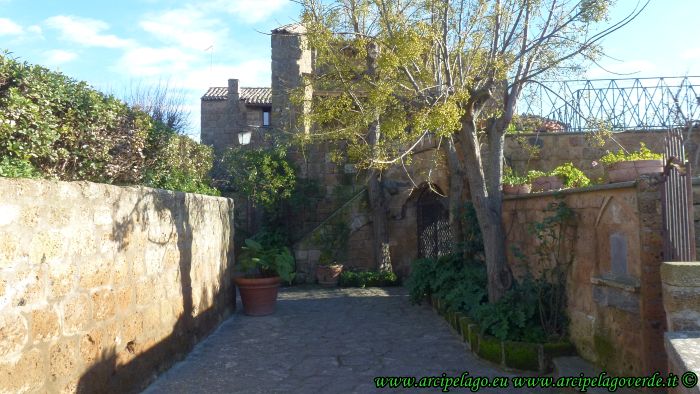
[416,188,452,259]
[661,129,696,261]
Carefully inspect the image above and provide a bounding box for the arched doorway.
[416,187,452,259]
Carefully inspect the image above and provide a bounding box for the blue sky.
[1,0,698,139]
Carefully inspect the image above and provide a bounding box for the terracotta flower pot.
[531,176,564,192]
[316,264,343,287]
[234,276,281,316]
[606,159,663,183]
[502,184,532,195]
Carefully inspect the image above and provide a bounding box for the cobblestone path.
[143,286,546,393]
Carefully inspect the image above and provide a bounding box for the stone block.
[661,261,700,287]
[592,284,640,314]
[29,306,60,342]
[49,339,79,384]
[0,311,28,359]
[91,289,116,321]
[61,293,92,335]
[0,346,45,393]
[77,257,111,290]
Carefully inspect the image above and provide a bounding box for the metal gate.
[416,188,452,259]
[661,129,696,261]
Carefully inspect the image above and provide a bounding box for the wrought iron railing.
[518,76,700,132]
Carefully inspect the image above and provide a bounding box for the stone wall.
[505,129,700,180]
[502,177,665,376]
[0,178,235,393]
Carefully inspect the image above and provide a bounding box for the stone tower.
[270,24,313,134]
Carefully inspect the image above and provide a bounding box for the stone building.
[200,24,452,281]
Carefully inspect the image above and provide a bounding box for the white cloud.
[27,25,42,35]
[681,48,700,60]
[206,0,289,24]
[140,8,225,50]
[117,46,195,77]
[0,18,23,36]
[45,15,133,48]
[178,59,270,91]
[45,49,78,65]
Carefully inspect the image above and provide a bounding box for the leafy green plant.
[0,157,40,178]
[313,216,350,266]
[237,238,295,284]
[550,162,590,188]
[599,142,663,166]
[502,171,529,186]
[339,269,400,287]
[526,170,547,181]
[222,145,296,208]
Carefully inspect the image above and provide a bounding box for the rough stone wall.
[200,99,233,153]
[0,178,235,393]
[271,26,313,134]
[505,129,700,180]
[502,179,665,376]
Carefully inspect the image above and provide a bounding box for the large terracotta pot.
[316,264,343,287]
[502,184,531,195]
[531,176,564,192]
[606,159,663,183]
[234,276,281,316]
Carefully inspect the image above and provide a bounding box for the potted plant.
[234,238,295,316]
[502,169,531,195]
[314,219,350,287]
[549,162,591,189]
[528,170,563,192]
[599,142,663,183]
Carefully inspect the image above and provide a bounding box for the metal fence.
[518,76,700,132]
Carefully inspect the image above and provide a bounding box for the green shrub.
[339,269,400,288]
[0,52,218,195]
[222,145,296,208]
[599,142,663,165]
[0,156,40,178]
[550,162,590,188]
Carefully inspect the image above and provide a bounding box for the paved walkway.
[143,286,546,393]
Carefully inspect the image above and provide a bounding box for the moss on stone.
[459,317,471,344]
[468,324,479,350]
[477,335,503,364]
[593,334,615,369]
[504,341,541,372]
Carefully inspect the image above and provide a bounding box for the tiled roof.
[272,24,305,34]
[201,87,228,101]
[201,87,271,105]
[240,87,271,105]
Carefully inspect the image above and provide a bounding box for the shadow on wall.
[76,187,235,394]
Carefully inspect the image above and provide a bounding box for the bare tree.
[300,0,647,301]
[122,80,191,134]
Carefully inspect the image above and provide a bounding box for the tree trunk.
[458,116,512,302]
[368,169,392,272]
[445,137,465,253]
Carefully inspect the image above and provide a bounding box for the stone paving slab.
[143,286,549,394]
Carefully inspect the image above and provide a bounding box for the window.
[262,109,271,127]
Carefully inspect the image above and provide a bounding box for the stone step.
[552,356,640,393]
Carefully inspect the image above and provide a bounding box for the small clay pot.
[502,184,532,195]
[316,264,343,287]
[531,176,564,192]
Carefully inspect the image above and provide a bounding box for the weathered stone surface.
[0,311,28,358]
[0,177,235,394]
[145,287,550,394]
[662,262,700,287]
[0,346,45,393]
[29,305,60,342]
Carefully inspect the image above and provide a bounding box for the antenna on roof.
[204,44,214,73]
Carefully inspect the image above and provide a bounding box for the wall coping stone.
[504,181,636,201]
[505,129,673,138]
[665,331,700,384]
[662,262,700,287]
[591,274,640,293]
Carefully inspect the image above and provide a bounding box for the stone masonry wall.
[505,129,700,180]
[0,178,235,393]
[503,178,665,376]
